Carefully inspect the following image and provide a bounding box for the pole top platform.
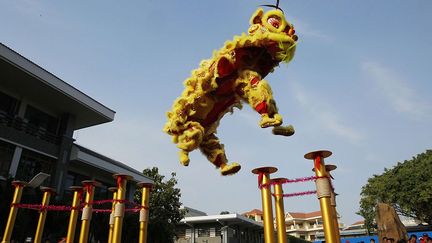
[312,164,337,172]
[11,180,28,187]
[325,164,337,171]
[108,187,118,192]
[137,182,154,189]
[69,186,83,191]
[40,187,56,193]
[113,174,134,181]
[251,166,278,174]
[304,150,332,160]
[81,180,102,187]
[271,178,287,184]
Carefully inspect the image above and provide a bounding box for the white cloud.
[292,82,364,143]
[362,62,431,120]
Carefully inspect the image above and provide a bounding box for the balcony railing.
[287,224,324,232]
[0,111,60,145]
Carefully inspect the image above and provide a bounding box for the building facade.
[0,42,152,199]
[285,211,327,241]
[0,43,151,196]
[176,207,264,243]
[244,209,344,242]
[243,209,264,223]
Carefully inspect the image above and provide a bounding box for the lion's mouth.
[265,39,296,62]
[266,42,282,58]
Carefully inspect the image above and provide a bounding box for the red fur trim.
[250,77,260,86]
[215,76,236,95]
[255,101,268,114]
[217,57,234,78]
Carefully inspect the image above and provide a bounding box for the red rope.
[11,203,73,211]
[11,199,149,213]
[92,209,112,213]
[272,190,317,198]
[259,176,318,189]
[259,175,335,192]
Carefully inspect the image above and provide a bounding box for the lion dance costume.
[164,7,298,175]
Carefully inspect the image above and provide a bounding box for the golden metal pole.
[112,174,133,243]
[1,181,27,243]
[272,178,287,243]
[331,192,341,240]
[78,180,99,243]
[66,186,83,243]
[137,182,153,243]
[107,187,117,243]
[325,164,341,241]
[305,150,338,243]
[252,166,277,243]
[34,187,55,243]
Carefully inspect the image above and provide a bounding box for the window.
[95,184,112,201]
[64,171,89,193]
[0,140,15,177]
[197,228,210,237]
[64,172,81,202]
[15,149,55,185]
[0,91,19,115]
[215,226,222,236]
[176,228,186,238]
[24,105,59,135]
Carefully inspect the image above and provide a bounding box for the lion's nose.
[292,35,298,41]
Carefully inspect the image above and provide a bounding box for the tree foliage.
[358,150,432,232]
[136,167,185,243]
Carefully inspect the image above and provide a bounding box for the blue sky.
[1,1,431,225]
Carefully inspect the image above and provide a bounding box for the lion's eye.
[267,17,281,29]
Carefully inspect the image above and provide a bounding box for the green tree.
[136,167,185,243]
[358,150,432,232]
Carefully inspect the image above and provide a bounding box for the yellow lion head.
[247,8,298,63]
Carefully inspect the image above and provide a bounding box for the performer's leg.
[236,70,294,136]
[176,121,204,166]
[200,133,241,176]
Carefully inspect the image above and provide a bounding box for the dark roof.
[243,209,263,216]
[288,211,322,219]
[71,143,152,183]
[0,42,115,129]
[181,213,263,229]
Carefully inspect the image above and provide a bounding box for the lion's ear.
[250,8,264,25]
